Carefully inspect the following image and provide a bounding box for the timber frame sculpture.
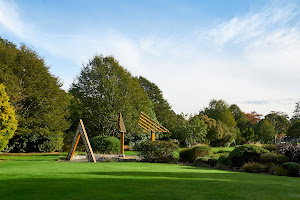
[66,119,96,163]
[138,112,169,141]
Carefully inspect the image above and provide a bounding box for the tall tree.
[69,55,156,141]
[287,120,300,139]
[0,37,71,152]
[0,84,18,151]
[245,111,262,125]
[138,76,178,134]
[291,101,300,122]
[230,104,251,132]
[202,99,237,128]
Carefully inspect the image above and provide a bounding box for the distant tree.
[259,119,275,144]
[230,104,251,132]
[291,101,300,122]
[0,84,18,151]
[173,115,207,147]
[202,99,237,128]
[69,55,156,141]
[265,113,290,143]
[199,114,223,144]
[138,76,178,137]
[210,123,239,147]
[287,120,300,139]
[245,111,262,125]
[0,37,71,152]
[242,127,258,143]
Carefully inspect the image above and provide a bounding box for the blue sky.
[0,0,300,117]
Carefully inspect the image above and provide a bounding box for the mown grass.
[0,153,299,200]
[212,146,235,153]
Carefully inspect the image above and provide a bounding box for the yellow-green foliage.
[0,84,17,151]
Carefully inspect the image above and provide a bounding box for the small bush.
[259,152,289,165]
[135,140,179,163]
[90,136,120,154]
[269,165,287,176]
[283,162,300,177]
[262,144,278,152]
[228,144,269,167]
[242,162,266,173]
[180,146,214,163]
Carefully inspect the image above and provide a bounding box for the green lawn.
[212,146,235,153]
[0,154,300,200]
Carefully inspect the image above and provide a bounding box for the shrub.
[259,152,289,165]
[90,136,120,154]
[216,164,230,170]
[180,146,214,163]
[242,162,266,173]
[283,162,300,177]
[269,165,287,176]
[278,144,300,163]
[262,144,278,152]
[196,155,218,167]
[228,144,269,167]
[135,140,179,163]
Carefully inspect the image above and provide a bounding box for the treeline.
[0,37,299,152]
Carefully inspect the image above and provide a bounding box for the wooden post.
[120,132,124,156]
[151,131,155,141]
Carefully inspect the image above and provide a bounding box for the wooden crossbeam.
[138,112,169,133]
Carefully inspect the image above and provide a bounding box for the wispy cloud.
[0,0,32,38]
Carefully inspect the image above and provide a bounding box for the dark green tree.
[242,127,258,143]
[69,55,156,141]
[0,37,71,152]
[259,119,275,144]
[230,104,251,132]
[138,76,178,137]
[287,120,300,139]
[0,84,18,151]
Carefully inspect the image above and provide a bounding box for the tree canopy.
[69,55,156,141]
[0,37,71,152]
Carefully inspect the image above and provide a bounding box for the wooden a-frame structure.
[138,112,169,141]
[66,119,96,163]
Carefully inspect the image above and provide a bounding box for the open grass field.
[0,153,300,200]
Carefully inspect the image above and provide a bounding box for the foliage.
[287,120,300,138]
[278,144,300,163]
[230,104,251,132]
[228,144,269,167]
[90,136,120,154]
[242,162,266,173]
[135,140,179,163]
[269,165,287,176]
[210,123,238,147]
[0,37,71,152]
[173,115,207,147]
[179,145,213,163]
[5,133,63,152]
[0,84,18,151]
[138,76,178,137]
[199,114,223,144]
[242,127,258,143]
[69,55,156,141]
[245,111,262,125]
[291,101,300,122]
[259,152,288,165]
[258,119,275,144]
[261,144,278,152]
[202,99,237,128]
[265,113,290,142]
[283,162,300,177]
